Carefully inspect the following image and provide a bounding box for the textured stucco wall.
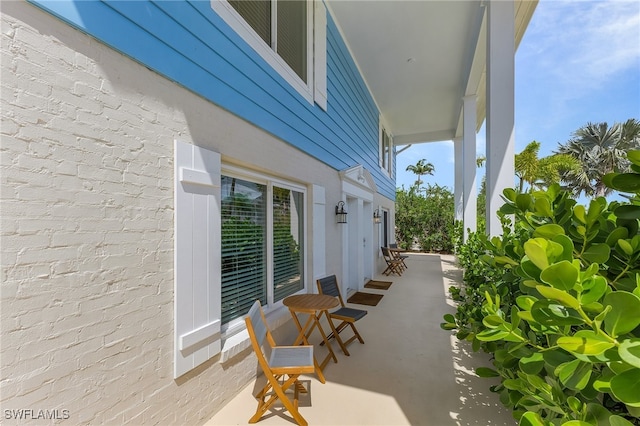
[0,1,345,424]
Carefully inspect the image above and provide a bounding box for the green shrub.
[442,152,640,425]
[395,184,455,253]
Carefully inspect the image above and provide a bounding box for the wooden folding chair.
[316,275,367,356]
[381,246,404,276]
[389,243,409,269]
[245,300,315,426]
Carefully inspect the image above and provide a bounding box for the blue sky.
[395,0,640,197]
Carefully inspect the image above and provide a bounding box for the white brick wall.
[0,2,262,424]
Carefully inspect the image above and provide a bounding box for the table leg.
[288,309,326,384]
[311,313,338,369]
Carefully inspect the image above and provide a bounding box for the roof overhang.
[325,0,538,145]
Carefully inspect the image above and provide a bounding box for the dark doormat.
[347,292,383,306]
[364,280,392,290]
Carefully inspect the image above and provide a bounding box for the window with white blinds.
[221,176,267,323]
[221,174,305,324]
[229,0,307,82]
[273,187,304,301]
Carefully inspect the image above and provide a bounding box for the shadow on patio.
[206,253,516,426]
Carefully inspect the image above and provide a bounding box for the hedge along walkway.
[206,253,516,425]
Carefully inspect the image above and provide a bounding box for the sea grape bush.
[442,152,640,425]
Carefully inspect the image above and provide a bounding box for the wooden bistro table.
[283,294,339,383]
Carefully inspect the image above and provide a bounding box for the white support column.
[462,95,478,241]
[486,0,515,236]
[453,137,463,223]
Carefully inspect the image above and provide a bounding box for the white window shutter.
[174,140,222,378]
[314,0,327,110]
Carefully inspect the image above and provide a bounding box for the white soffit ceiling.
[326,0,537,145]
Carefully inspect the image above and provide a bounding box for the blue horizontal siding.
[29,0,395,199]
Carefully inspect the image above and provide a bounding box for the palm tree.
[515,141,541,192]
[556,119,640,198]
[405,159,434,193]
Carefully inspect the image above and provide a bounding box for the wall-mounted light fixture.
[335,201,347,224]
[373,209,381,224]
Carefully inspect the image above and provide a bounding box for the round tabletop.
[283,294,339,312]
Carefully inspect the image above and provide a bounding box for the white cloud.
[524,0,640,90]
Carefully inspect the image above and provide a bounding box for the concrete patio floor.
[206,253,517,426]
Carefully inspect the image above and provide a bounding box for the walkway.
[206,253,516,425]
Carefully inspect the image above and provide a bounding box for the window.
[211,0,327,109]
[228,0,307,82]
[221,173,305,325]
[380,127,392,174]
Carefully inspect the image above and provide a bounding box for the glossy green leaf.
[494,255,520,266]
[593,368,615,393]
[503,187,517,202]
[553,234,574,262]
[443,313,455,323]
[531,300,584,326]
[617,239,634,256]
[519,352,544,375]
[603,291,640,336]
[628,150,640,166]
[536,285,579,309]
[610,369,640,407]
[566,396,582,414]
[574,205,586,225]
[609,415,635,426]
[556,359,592,391]
[503,378,524,391]
[561,421,590,426]
[475,367,500,377]
[542,349,574,368]
[586,199,604,224]
[540,261,578,291]
[521,258,542,281]
[524,239,550,270]
[519,411,548,426]
[516,295,538,311]
[533,224,565,239]
[607,173,640,193]
[557,331,615,356]
[476,328,510,342]
[516,194,534,211]
[619,339,640,368]
[606,227,630,246]
[580,262,599,281]
[517,311,535,322]
[615,205,640,220]
[483,315,505,328]
[584,403,612,425]
[580,276,608,305]
[534,197,553,217]
[582,243,611,264]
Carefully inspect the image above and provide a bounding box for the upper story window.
[229,0,307,82]
[212,0,327,109]
[380,126,393,175]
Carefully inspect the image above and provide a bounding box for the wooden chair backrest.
[317,275,345,307]
[245,300,275,364]
[381,246,393,260]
